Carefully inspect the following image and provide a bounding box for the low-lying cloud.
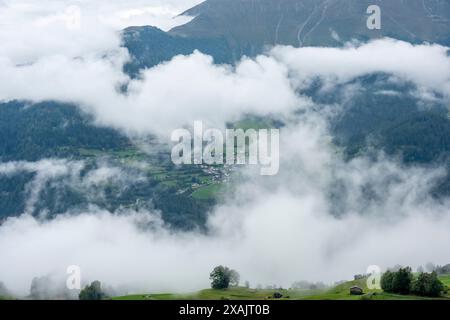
[1,125,450,296]
[0,159,147,216]
[272,39,450,95]
[1,39,449,138]
[0,0,202,64]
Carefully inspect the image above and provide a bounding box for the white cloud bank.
[271,39,450,94]
[1,39,449,137]
[0,0,202,64]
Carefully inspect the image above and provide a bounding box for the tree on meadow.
[209,266,240,290]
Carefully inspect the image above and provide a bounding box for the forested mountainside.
[1,0,450,229]
[124,1,450,74]
[0,101,216,229]
[122,26,233,77]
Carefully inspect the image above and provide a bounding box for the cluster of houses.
[199,164,233,183]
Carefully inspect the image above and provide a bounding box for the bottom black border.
[1,300,448,319]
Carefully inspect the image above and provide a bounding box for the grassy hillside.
[113,274,450,301]
[440,274,450,287]
[113,287,324,301]
[304,277,449,300]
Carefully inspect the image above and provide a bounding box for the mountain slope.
[171,0,450,58]
[0,101,216,229]
[123,0,450,73]
[122,26,232,77]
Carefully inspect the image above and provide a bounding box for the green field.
[191,183,223,200]
[303,277,449,300]
[113,275,450,301]
[440,274,450,287]
[113,287,323,301]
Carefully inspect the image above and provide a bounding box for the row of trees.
[423,263,450,275]
[381,267,445,297]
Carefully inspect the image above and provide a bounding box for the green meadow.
[113,275,450,301]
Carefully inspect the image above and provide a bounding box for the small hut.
[350,286,364,295]
[272,292,283,299]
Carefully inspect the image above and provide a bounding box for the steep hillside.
[171,0,450,58]
[124,0,450,74]
[122,26,232,77]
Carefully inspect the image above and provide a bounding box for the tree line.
[381,267,446,297]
